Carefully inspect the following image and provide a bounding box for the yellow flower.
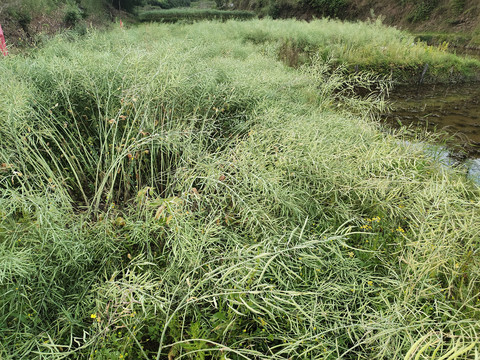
[90,314,97,319]
[368,281,373,286]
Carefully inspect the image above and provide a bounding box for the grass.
[234,18,480,82]
[0,19,480,359]
[414,31,480,51]
[138,8,256,22]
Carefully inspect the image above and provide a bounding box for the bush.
[308,0,349,18]
[450,0,466,15]
[6,7,32,32]
[63,2,83,26]
[108,0,145,12]
[407,0,439,22]
[147,0,193,9]
[265,0,302,19]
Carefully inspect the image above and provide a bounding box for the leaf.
[154,205,166,220]
[168,344,179,360]
[211,311,227,322]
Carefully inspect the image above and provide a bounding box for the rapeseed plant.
[0,19,479,360]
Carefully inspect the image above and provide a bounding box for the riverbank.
[224,0,480,47]
[2,0,480,67]
[1,19,479,359]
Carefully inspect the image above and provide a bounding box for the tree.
[110,0,145,12]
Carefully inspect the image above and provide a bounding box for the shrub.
[138,8,255,22]
[63,2,83,26]
[6,7,32,32]
[407,0,439,22]
[265,0,302,19]
[308,0,349,18]
[450,0,466,15]
[147,0,193,8]
[108,0,145,12]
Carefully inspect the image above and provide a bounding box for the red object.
[0,24,8,56]
[119,19,123,28]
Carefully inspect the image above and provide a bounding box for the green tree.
[109,0,145,12]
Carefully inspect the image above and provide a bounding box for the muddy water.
[385,82,480,157]
[378,46,480,182]
[383,47,480,182]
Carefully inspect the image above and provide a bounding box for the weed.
[407,0,439,23]
[138,8,255,22]
[450,0,466,15]
[148,0,194,8]
[63,1,83,27]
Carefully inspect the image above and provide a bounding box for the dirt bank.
[0,1,125,50]
[348,0,480,47]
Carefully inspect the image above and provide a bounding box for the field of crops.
[1,19,479,359]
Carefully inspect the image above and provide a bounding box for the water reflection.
[385,82,480,183]
[468,158,480,184]
[386,82,480,153]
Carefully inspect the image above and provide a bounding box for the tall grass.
[138,8,256,22]
[0,19,479,359]
[232,18,480,82]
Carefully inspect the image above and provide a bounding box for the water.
[383,63,480,183]
[385,82,480,157]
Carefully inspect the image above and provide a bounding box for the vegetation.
[0,0,104,45]
[0,0,141,18]
[307,0,349,17]
[406,0,440,23]
[215,0,352,18]
[109,0,146,12]
[225,0,480,49]
[139,8,255,22]
[235,18,480,82]
[415,30,480,49]
[1,18,480,359]
[147,0,194,9]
